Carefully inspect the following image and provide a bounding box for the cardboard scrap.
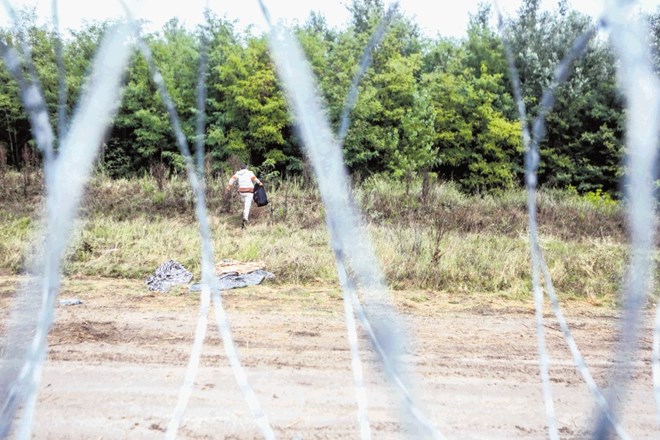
[215,259,265,276]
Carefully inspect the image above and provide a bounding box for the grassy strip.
[1,212,631,304]
[0,172,636,304]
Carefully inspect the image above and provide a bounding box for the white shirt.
[228,169,261,192]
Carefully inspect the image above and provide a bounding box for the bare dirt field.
[0,275,657,439]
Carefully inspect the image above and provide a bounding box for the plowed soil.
[0,276,656,439]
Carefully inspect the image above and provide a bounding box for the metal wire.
[259,3,444,435]
[126,17,275,436]
[0,22,137,439]
[592,1,660,437]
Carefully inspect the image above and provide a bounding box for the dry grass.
[0,171,641,304]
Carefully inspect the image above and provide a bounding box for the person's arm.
[226,174,237,191]
[251,173,263,186]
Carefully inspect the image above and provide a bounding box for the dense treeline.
[0,0,658,195]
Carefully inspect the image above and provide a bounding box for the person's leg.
[241,192,252,224]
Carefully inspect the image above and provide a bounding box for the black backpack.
[253,184,268,207]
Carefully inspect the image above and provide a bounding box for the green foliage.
[505,0,625,194]
[425,63,523,192]
[580,188,617,210]
[647,8,660,74]
[0,1,632,196]
[208,30,293,173]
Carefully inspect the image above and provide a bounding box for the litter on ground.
[145,260,194,292]
[59,298,83,306]
[189,259,274,292]
[215,259,265,275]
[146,259,274,293]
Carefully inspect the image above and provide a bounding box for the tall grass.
[0,171,639,303]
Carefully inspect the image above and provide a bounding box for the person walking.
[226,163,263,228]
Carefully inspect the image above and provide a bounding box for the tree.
[104,19,201,177]
[0,34,27,168]
[0,9,59,169]
[646,8,660,74]
[390,89,437,185]
[505,0,625,194]
[424,61,522,192]
[208,27,293,176]
[0,1,632,194]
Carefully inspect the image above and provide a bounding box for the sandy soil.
[0,276,657,439]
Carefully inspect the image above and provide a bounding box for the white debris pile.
[146,260,194,292]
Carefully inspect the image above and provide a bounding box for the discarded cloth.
[146,259,193,292]
[59,298,83,306]
[189,269,275,292]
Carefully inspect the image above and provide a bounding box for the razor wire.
[51,0,67,143]
[0,0,658,438]
[164,282,211,440]
[164,4,212,438]
[259,1,443,437]
[334,249,372,440]
[194,5,209,177]
[0,1,275,436]
[337,3,397,148]
[0,22,138,439]
[495,0,659,437]
[493,3,628,438]
[592,1,660,438]
[523,25,636,432]
[655,295,660,425]
[260,3,441,435]
[331,6,399,437]
[127,19,276,438]
[332,5,445,435]
[0,0,55,164]
[0,41,56,433]
[259,11,385,438]
[114,3,216,435]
